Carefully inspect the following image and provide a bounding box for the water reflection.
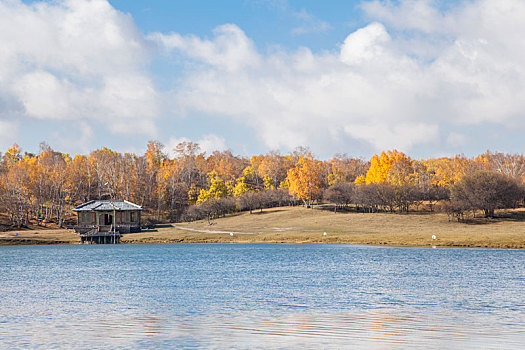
[2,308,522,349]
[0,244,523,349]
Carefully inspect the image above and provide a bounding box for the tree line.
[1,142,524,228]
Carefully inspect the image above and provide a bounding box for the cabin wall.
[74,210,142,234]
[78,212,96,225]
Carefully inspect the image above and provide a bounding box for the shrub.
[323,183,354,212]
[450,171,523,218]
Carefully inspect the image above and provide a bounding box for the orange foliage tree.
[286,154,325,207]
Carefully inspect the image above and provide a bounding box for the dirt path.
[170,225,261,235]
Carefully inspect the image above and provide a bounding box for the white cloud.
[252,0,288,11]
[149,24,261,72]
[345,122,439,151]
[51,121,93,154]
[13,71,74,120]
[447,132,467,148]
[198,134,228,155]
[340,22,391,65]
[0,0,159,136]
[2,0,525,157]
[291,9,331,35]
[360,0,448,34]
[154,0,525,154]
[0,120,18,151]
[164,136,191,157]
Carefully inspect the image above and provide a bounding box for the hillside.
[3,206,522,248]
[123,206,525,248]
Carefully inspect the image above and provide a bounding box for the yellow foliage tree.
[424,156,476,188]
[286,154,325,207]
[145,140,165,170]
[365,150,413,185]
[197,171,228,204]
[327,154,368,185]
[232,177,251,197]
[2,143,22,169]
[188,184,199,203]
[255,151,291,189]
[387,156,414,186]
[263,175,275,189]
[354,175,366,184]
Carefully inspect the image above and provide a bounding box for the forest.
[1,141,524,229]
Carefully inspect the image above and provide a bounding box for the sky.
[1,0,525,159]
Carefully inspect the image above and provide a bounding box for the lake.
[0,244,523,349]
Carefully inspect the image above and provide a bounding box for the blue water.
[0,244,523,349]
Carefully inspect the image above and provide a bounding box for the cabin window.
[130,212,135,222]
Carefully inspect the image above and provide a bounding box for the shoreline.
[1,234,523,249]
[1,241,522,249]
[1,206,524,249]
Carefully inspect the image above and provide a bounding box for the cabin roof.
[72,200,143,212]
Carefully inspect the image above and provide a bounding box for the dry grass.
[122,206,525,248]
[1,206,524,248]
[0,228,77,245]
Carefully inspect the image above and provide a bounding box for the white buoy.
[432,235,436,240]
[230,232,234,236]
[323,232,327,236]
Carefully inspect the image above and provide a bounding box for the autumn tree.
[2,157,31,227]
[424,155,482,188]
[386,156,414,186]
[69,155,92,203]
[365,150,413,184]
[286,154,325,207]
[206,150,247,182]
[37,146,70,226]
[231,165,262,197]
[145,140,167,220]
[4,140,525,227]
[255,151,291,189]
[88,147,121,200]
[173,141,206,187]
[197,171,228,204]
[2,143,22,169]
[158,158,188,214]
[481,151,525,181]
[327,154,368,186]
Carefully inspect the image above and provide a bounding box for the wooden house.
[72,200,143,243]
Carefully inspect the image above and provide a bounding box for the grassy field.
[2,206,524,248]
[0,228,77,245]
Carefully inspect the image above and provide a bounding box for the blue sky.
[2,0,525,159]
[108,0,366,50]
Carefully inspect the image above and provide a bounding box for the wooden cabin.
[73,200,143,243]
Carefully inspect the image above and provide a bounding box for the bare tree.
[324,183,354,212]
[451,171,523,218]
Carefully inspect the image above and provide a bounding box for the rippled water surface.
[0,244,524,349]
